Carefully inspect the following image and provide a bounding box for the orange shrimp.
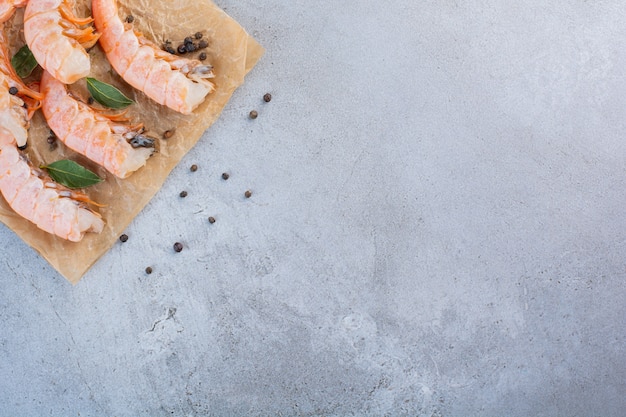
[41,70,155,179]
[0,23,103,242]
[92,0,215,114]
[23,0,99,84]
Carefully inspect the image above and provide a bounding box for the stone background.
[0,0,624,416]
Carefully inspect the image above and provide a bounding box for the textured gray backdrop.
[1,0,625,416]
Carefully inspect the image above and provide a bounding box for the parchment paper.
[0,0,264,284]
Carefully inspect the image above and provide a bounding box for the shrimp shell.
[41,70,154,179]
[92,0,215,114]
[0,0,27,23]
[24,0,99,84]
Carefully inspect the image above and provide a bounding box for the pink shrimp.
[0,24,103,242]
[41,70,155,179]
[0,25,41,147]
[23,0,100,84]
[92,0,215,114]
[0,128,104,241]
[0,0,26,23]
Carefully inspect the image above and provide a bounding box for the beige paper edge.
[0,0,264,284]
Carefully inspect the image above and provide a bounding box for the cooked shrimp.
[0,0,26,23]
[0,128,104,241]
[0,24,41,147]
[41,70,155,179]
[23,0,99,84]
[92,0,215,114]
[0,24,103,242]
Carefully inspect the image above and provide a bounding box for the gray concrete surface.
[1,0,625,416]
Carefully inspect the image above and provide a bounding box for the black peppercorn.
[208,216,216,224]
[190,164,198,172]
[245,190,252,198]
[8,86,18,95]
[119,234,128,242]
[249,110,258,119]
[194,32,203,40]
[87,96,94,105]
[179,191,188,198]
[221,172,229,180]
[125,15,134,23]
[185,43,196,53]
[177,44,186,54]
[184,36,193,45]
[198,39,208,49]
[145,266,153,274]
[173,242,183,252]
[263,93,272,102]
[198,52,207,61]
[166,46,176,54]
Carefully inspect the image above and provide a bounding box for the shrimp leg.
[92,0,215,114]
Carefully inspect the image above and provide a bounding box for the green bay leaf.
[86,77,134,109]
[11,45,38,78]
[41,160,103,189]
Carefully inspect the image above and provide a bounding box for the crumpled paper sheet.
[0,0,264,284]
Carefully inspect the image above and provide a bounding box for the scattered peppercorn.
[245,190,252,198]
[249,110,258,119]
[185,43,197,53]
[47,135,56,144]
[263,93,272,102]
[145,266,153,274]
[221,172,229,180]
[173,242,183,252]
[8,86,18,95]
[179,191,188,198]
[166,46,176,54]
[190,164,198,172]
[163,129,175,139]
[119,234,128,242]
[87,96,94,105]
[208,216,216,224]
[125,15,134,23]
[184,36,193,45]
[198,39,208,49]
[198,52,207,61]
[177,44,186,54]
[194,32,203,40]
